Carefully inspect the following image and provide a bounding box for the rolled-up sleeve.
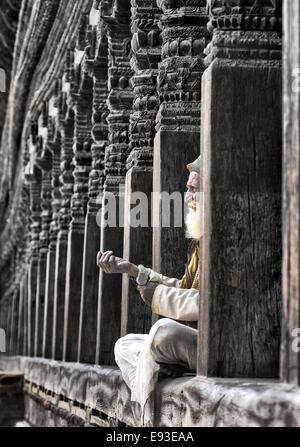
[148,269,181,288]
[151,285,199,322]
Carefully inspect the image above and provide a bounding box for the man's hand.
[137,281,159,308]
[97,251,138,276]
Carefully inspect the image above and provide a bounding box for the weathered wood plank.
[281,0,300,385]
[199,60,282,377]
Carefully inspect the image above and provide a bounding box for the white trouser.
[114,318,198,426]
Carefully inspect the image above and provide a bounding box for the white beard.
[185,202,202,240]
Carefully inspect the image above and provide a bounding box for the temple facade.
[1,0,300,427]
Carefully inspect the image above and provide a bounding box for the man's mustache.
[188,201,197,211]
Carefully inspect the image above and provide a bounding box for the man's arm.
[148,269,181,288]
[151,285,198,321]
[97,251,198,320]
[138,282,199,322]
[97,251,139,276]
[97,251,181,287]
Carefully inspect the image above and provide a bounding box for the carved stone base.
[2,357,300,428]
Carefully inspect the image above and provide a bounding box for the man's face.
[185,172,200,208]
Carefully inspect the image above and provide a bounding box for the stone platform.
[1,356,300,427]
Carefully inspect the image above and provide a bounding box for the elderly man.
[97,156,201,425]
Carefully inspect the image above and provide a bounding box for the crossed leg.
[114,318,198,390]
[149,318,198,377]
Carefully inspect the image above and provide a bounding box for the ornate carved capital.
[88,27,109,212]
[29,168,42,262]
[102,5,134,192]
[128,0,162,169]
[156,0,210,130]
[47,124,62,247]
[66,22,94,230]
[206,0,282,63]
[55,60,75,237]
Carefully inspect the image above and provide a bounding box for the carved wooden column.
[11,291,18,356]
[121,0,161,336]
[154,0,209,281]
[7,290,18,355]
[43,111,61,359]
[34,123,53,358]
[281,0,300,385]
[52,78,75,361]
[25,130,42,356]
[17,271,28,356]
[0,296,7,353]
[0,297,5,337]
[17,278,24,355]
[13,186,28,356]
[63,20,93,362]
[199,0,282,377]
[4,294,11,352]
[6,294,12,355]
[96,0,134,365]
[78,25,109,364]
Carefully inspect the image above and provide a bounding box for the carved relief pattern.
[22,124,43,267]
[156,0,210,130]
[35,113,53,253]
[58,78,75,237]
[47,115,62,250]
[87,26,109,214]
[206,0,282,63]
[128,0,162,169]
[69,17,93,230]
[101,1,134,192]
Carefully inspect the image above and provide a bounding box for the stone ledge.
[1,356,300,427]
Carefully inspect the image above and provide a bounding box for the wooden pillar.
[96,2,134,365]
[281,0,300,385]
[52,86,74,361]
[26,161,42,357]
[17,280,24,355]
[2,297,9,353]
[43,125,61,359]
[153,0,209,303]
[6,295,12,355]
[27,262,37,357]
[0,296,7,353]
[34,129,53,358]
[198,0,282,378]
[78,26,109,364]
[120,0,161,337]
[0,296,7,343]
[63,21,93,362]
[16,190,30,356]
[9,289,19,355]
[21,272,29,356]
